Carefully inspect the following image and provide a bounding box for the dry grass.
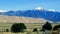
[0,32,43,34]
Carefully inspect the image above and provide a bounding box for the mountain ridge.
[0,10,60,23]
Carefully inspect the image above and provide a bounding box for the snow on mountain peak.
[35,7,43,10]
[48,9,56,12]
[35,7,57,12]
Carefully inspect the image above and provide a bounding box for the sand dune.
[0,15,52,23]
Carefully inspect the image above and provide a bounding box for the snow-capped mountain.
[35,7,56,12]
[35,7,44,10]
[0,8,60,23]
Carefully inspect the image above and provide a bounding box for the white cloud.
[0,10,8,12]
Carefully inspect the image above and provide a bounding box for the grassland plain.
[0,32,43,34]
[0,22,59,34]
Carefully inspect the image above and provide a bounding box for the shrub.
[6,29,9,32]
[52,25,60,34]
[53,25,60,30]
[33,28,38,32]
[41,21,52,31]
[11,23,26,33]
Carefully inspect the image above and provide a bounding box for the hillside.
[0,15,52,23]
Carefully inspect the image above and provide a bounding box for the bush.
[52,25,60,34]
[33,28,38,32]
[41,21,52,31]
[53,25,60,30]
[11,23,26,33]
[6,29,9,32]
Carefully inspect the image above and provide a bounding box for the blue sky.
[0,0,60,11]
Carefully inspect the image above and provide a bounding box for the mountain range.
[0,9,60,23]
